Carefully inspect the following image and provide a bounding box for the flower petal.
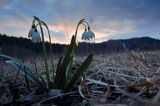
[28,28,36,37]
[88,30,95,39]
[31,31,41,43]
[82,31,90,40]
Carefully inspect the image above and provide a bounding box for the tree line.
[0,33,160,58]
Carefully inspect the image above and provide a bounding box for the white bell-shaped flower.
[88,30,95,39]
[28,28,36,37]
[31,31,41,43]
[82,31,90,40]
[28,28,41,43]
[81,30,95,41]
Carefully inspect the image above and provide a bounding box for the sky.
[0,0,160,44]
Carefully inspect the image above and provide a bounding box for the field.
[1,50,160,105]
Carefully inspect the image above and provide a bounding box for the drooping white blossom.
[28,28,41,43]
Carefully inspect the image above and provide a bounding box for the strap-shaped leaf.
[55,56,63,77]
[53,36,76,89]
[0,54,36,76]
[5,60,41,85]
[66,55,73,80]
[63,35,76,62]
[66,54,93,91]
[53,55,70,89]
[53,56,63,88]
[0,54,44,86]
[0,54,36,75]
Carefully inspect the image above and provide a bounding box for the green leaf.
[0,54,44,86]
[53,56,63,87]
[66,55,73,80]
[64,35,76,61]
[55,56,63,76]
[53,35,76,89]
[66,54,93,91]
[0,54,35,74]
[5,60,40,85]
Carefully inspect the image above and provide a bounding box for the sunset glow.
[0,0,160,44]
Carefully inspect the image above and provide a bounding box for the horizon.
[1,0,160,44]
[1,33,159,45]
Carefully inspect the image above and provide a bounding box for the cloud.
[0,0,160,44]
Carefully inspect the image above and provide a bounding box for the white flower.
[32,31,41,43]
[28,28,41,43]
[88,30,95,39]
[81,30,95,40]
[82,31,90,40]
[28,28,35,37]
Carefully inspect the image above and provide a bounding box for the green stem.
[82,20,90,30]
[74,19,85,38]
[82,23,87,31]
[40,24,50,88]
[41,21,54,75]
[36,21,54,82]
[34,17,50,88]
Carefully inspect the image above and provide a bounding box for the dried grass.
[1,50,160,105]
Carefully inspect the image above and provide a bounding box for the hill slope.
[0,34,160,56]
